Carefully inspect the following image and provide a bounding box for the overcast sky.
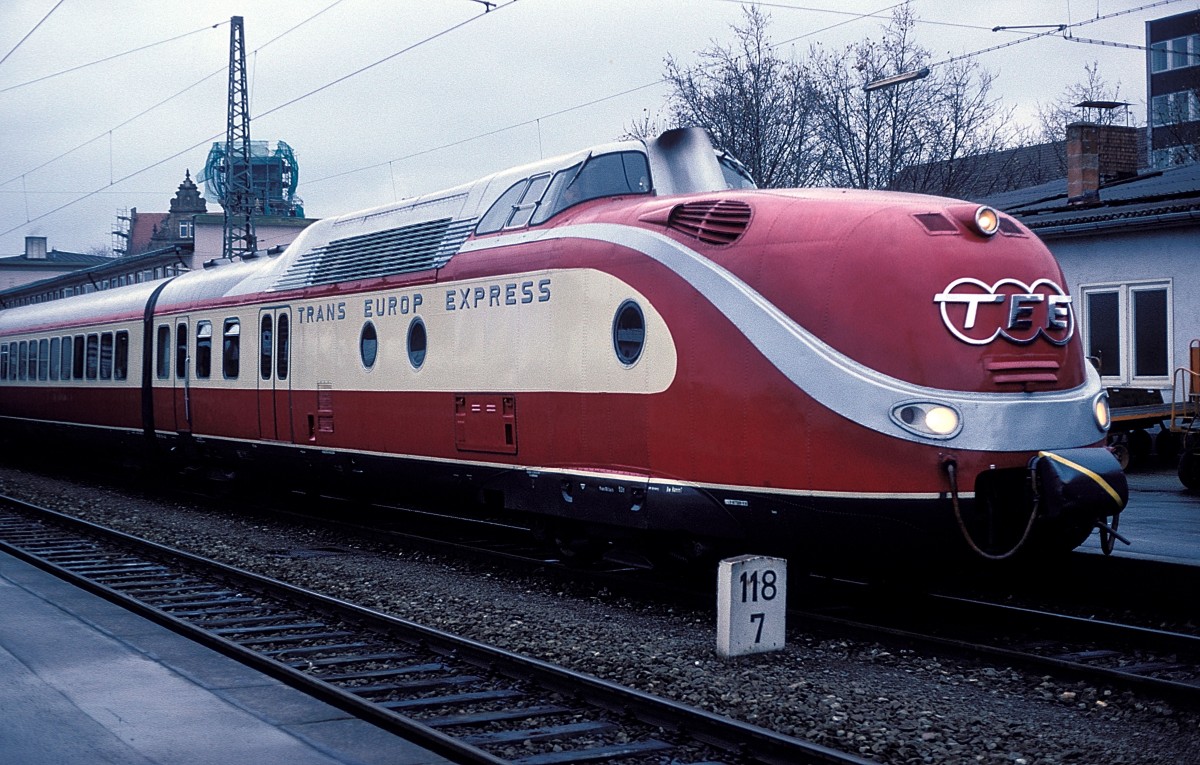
[0,0,1193,256]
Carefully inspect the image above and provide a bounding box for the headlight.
[1093,393,1111,431]
[974,206,1000,236]
[891,401,962,439]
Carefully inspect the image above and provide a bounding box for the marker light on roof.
[974,206,1000,236]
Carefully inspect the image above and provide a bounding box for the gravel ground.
[1,465,1197,765]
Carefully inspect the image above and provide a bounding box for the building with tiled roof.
[120,171,208,256]
[0,237,112,292]
[979,122,1200,415]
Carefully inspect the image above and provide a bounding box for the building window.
[1082,281,1172,384]
[1151,34,1200,73]
[179,220,194,238]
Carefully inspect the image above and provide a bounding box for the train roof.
[0,129,756,321]
[0,278,167,335]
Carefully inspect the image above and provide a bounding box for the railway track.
[200,486,1200,709]
[276,494,1200,708]
[0,493,874,765]
[797,574,1200,707]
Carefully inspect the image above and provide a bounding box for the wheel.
[1156,428,1182,464]
[1179,450,1200,491]
[1127,429,1153,467]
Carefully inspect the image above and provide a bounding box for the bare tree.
[809,4,1019,193]
[1033,61,1138,176]
[1036,61,1132,141]
[656,6,825,188]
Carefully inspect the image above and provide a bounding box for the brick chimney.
[24,236,47,260]
[1066,122,1140,205]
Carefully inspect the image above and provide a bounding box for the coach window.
[407,316,426,369]
[49,337,60,380]
[18,341,28,380]
[276,313,289,380]
[223,319,240,379]
[114,331,129,381]
[99,332,114,380]
[195,322,212,379]
[72,335,85,379]
[85,334,99,380]
[38,338,49,380]
[176,324,188,378]
[260,314,273,380]
[61,336,72,380]
[0,344,7,380]
[360,321,377,369]
[28,340,38,380]
[156,325,170,379]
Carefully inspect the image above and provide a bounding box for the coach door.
[173,318,191,434]
[257,307,292,441]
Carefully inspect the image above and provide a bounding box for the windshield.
[529,151,651,225]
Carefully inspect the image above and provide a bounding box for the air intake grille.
[667,200,752,245]
[273,218,475,290]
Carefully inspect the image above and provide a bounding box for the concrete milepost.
[717,555,786,658]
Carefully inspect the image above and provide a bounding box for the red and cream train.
[0,128,1127,563]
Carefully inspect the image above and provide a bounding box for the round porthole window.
[612,300,645,366]
[359,321,378,369]
[407,317,427,369]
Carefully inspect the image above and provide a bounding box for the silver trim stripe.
[462,223,1106,453]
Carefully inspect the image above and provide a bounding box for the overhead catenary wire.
[0,0,65,69]
[0,1,349,192]
[0,22,227,96]
[0,0,519,240]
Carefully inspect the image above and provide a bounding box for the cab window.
[530,151,650,225]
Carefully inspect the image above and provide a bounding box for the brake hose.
[943,457,1039,561]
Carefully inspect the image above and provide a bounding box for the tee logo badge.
[934,277,1074,346]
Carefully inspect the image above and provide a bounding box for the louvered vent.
[913,212,958,234]
[667,200,752,245]
[985,358,1060,385]
[273,218,475,290]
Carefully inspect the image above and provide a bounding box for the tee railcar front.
[0,127,1127,563]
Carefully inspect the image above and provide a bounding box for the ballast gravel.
[1,465,1196,765]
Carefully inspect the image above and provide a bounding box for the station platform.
[0,550,454,765]
[1078,467,1200,564]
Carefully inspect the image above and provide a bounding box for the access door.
[257,307,293,441]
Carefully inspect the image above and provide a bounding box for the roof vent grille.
[667,200,752,245]
[273,217,474,290]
